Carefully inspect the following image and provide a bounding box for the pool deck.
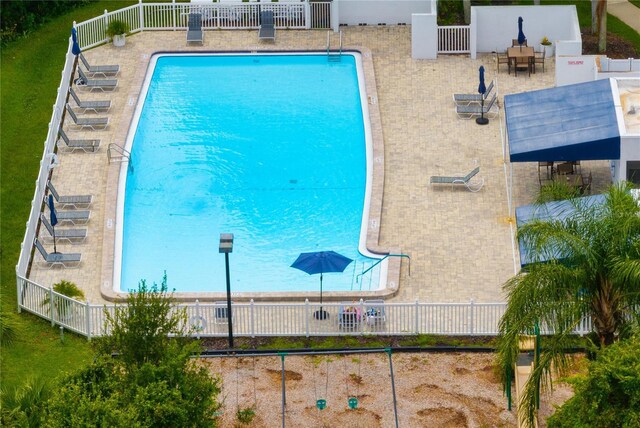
[30,27,612,304]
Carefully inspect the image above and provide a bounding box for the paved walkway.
[608,0,640,34]
[30,28,612,305]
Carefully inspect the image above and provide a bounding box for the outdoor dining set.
[538,161,593,194]
[496,17,546,77]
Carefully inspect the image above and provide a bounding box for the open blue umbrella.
[517,17,526,49]
[71,27,81,56]
[48,194,58,253]
[476,65,489,125]
[291,251,353,319]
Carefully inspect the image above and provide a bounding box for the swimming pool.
[115,53,384,294]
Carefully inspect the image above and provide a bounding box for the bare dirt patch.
[204,352,577,427]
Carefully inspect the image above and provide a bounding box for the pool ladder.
[107,143,132,169]
[326,30,343,62]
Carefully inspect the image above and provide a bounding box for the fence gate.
[310,1,331,29]
[437,25,470,54]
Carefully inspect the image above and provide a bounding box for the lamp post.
[219,233,234,349]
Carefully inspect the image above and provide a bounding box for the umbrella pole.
[476,96,489,125]
[52,225,57,254]
[319,273,323,316]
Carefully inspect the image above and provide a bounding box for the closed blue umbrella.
[476,66,489,125]
[71,27,81,56]
[48,194,58,253]
[517,17,526,49]
[291,251,353,319]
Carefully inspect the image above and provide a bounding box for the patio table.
[508,47,534,77]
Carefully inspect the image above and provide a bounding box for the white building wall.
[556,56,597,87]
[472,5,579,55]
[337,0,431,26]
[412,13,437,59]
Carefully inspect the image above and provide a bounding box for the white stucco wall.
[556,56,597,87]
[412,13,437,59]
[471,5,580,57]
[337,0,432,26]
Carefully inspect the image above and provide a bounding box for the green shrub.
[236,406,256,425]
[105,19,130,38]
[0,311,20,346]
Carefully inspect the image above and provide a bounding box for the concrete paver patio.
[30,27,611,304]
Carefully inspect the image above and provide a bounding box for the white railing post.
[86,301,92,340]
[414,300,420,334]
[305,299,310,337]
[250,299,255,338]
[16,272,22,313]
[49,287,55,326]
[469,299,474,335]
[358,299,364,335]
[194,299,201,339]
[138,0,144,31]
[172,0,176,31]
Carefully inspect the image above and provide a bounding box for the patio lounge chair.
[76,67,118,92]
[47,205,91,225]
[40,214,87,244]
[186,13,204,45]
[258,11,275,41]
[430,166,484,192]
[34,238,81,268]
[69,87,111,113]
[338,302,361,331]
[65,103,109,130]
[47,181,92,209]
[79,52,120,77]
[455,93,498,120]
[452,80,495,106]
[57,128,100,153]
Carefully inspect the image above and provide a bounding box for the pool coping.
[100,47,401,302]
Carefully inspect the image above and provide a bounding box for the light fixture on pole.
[219,233,234,348]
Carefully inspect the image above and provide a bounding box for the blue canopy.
[515,194,606,267]
[506,79,621,162]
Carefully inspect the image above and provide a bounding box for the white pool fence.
[17,276,593,340]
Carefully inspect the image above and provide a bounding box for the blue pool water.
[118,54,380,293]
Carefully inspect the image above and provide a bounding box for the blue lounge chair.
[65,103,109,130]
[258,11,275,41]
[187,13,204,45]
[40,214,87,244]
[57,127,100,153]
[34,238,81,268]
[47,181,92,209]
[69,87,111,114]
[79,52,120,77]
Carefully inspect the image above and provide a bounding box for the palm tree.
[498,182,640,426]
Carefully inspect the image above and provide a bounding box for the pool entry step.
[326,30,343,62]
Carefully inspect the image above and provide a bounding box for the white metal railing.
[74,1,311,50]
[310,1,331,29]
[438,25,470,54]
[17,276,595,339]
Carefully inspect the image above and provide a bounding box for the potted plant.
[540,36,554,57]
[105,19,129,47]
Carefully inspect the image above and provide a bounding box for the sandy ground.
[202,352,574,428]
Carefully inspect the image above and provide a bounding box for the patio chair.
[338,302,361,331]
[186,13,204,45]
[455,93,498,120]
[534,49,545,73]
[452,80,495,106]
[47,181,92,209]
[48,205,91,225]
[40,214,87,244]
[78,52,120,77]
[430,166,484,192]
[57,127,100,153]
[258,11,275,41]
[76,67,118,92]
[69,87,111,114]
[34,238,81,268]
[496,51,510,74]
[65,103,109,130]
[364,299,386,327]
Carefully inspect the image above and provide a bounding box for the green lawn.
[0,0,135,396]
[629,0,640,10]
